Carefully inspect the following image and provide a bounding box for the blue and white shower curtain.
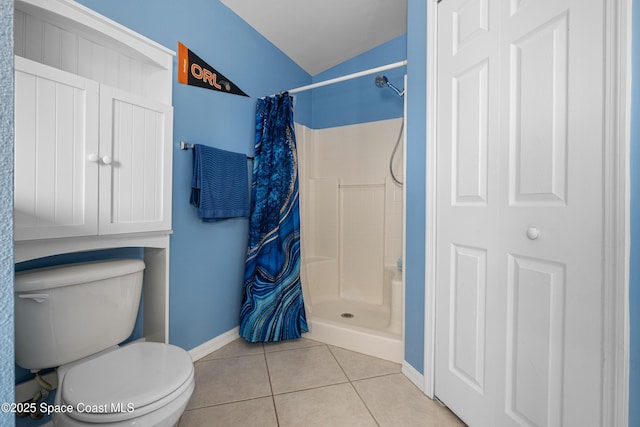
[240,92,308,342]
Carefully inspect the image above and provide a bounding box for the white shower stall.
[296,115,405,363]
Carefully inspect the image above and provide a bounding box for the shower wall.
[297,118,404,307]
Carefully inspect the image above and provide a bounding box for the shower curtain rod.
[270,60,407,97]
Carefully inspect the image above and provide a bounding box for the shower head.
[375,75,404,97]
[375,75,389,88]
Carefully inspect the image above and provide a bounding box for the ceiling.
[220,0,408,76]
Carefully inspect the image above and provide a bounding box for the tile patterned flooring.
[179,337,465,427]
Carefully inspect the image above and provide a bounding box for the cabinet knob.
[87,153,99,162]
[101,155,113,165]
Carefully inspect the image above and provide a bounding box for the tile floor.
[179,337,465,427]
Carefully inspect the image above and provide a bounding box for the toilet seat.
[60,342,194,424]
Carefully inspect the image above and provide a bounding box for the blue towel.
[190,144,249,222]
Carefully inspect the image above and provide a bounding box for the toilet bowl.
[14,259,195,426]
[52,342,194,426]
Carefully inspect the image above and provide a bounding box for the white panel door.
[98,85,173,234]
[14,56,99,240]
[434,1,605,426]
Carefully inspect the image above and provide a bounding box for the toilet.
[14,259,195,426]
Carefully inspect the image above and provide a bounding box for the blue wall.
[310,35,406,129]
[404,0,428,375]
[0,0,14,424]
[629,1,639,425]
[75,0,311,350]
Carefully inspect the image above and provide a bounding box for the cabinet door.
[14,56,99,240]
[98,85,173,234]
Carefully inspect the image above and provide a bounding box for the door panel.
[99,85,173,234]
[435,0,501,423]
[452,60,489,206]
[14,57,99,240]
[505,255,566,426]
[508,13,568,206]
[452,0,489,55]
[449,244,487,394]
[435,1,605,426]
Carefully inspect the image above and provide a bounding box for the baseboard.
[188,327,240,362]
[402,360,425,393]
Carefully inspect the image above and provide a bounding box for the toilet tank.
[14,259,145,371]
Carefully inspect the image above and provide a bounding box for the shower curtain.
[240,92,308,342]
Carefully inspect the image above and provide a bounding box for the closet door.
[434,0,606,425]
[14,56,99,240]
[98,85,173,234]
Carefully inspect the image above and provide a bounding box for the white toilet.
[14,259,195,426]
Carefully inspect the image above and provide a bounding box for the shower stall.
[296,72,406,363]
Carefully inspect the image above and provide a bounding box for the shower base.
[311,298,398,332]
[305,298,403,363]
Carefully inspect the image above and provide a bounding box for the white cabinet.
[14,57,173,240]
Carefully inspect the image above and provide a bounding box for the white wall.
[298,118,404,305]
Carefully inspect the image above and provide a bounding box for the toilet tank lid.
[15,259,145,293]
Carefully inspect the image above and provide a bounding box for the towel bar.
[180,141,254,160]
